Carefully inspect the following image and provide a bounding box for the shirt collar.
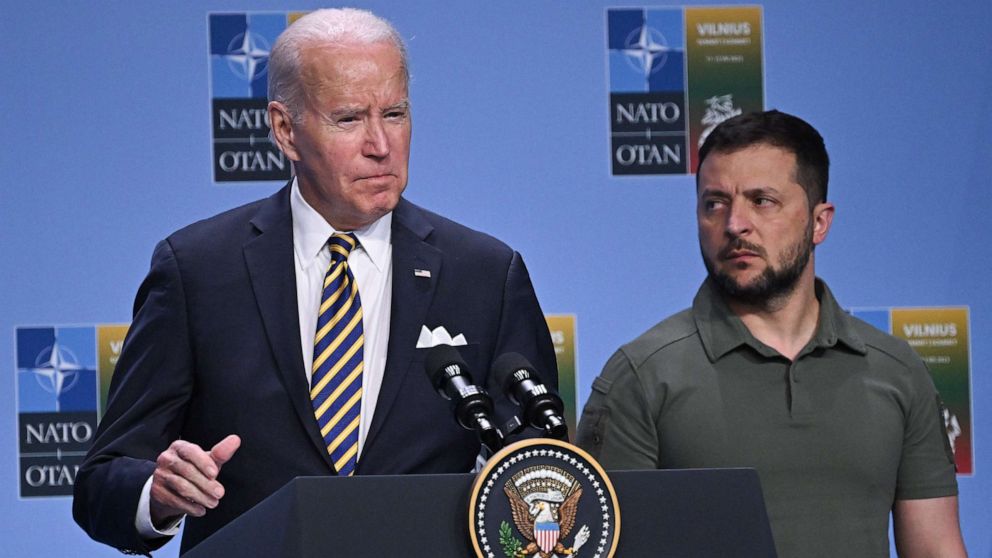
[808,279,867,356]
[290,177,392,271]
[693,277,867,362]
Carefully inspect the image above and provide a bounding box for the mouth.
[358,173,394,181]
[723,250,759,261]
[356,174,399,189]
[719,239,764,262]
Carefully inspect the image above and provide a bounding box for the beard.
[703,218,814,308]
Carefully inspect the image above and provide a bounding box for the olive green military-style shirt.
[577,279,957,557]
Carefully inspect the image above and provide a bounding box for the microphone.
[493,352,568,440]
[424,344,504,453]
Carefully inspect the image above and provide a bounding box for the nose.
[725,202,752,237]
[363,117,389,158]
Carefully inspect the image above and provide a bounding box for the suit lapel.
[243,185,336,472]
[363,199,441,452]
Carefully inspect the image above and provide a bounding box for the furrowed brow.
[384,100,410,111]
[699,187,731,199]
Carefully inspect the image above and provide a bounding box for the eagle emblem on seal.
[503,466,591,557]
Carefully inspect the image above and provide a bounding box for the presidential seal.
[469,439,620,558]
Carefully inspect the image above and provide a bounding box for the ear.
[811,201,835,246]
[268,101,301,162]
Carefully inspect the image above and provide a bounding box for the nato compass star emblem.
[28,340,83,412]
[621,24,672,76]
[225,29,271,82]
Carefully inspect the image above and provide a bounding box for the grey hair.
[267,8,409,121]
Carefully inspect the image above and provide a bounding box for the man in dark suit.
[73,8,557,555]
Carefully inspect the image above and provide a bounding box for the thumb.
[209,434,241,468]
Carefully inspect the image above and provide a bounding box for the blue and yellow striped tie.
[311,233,363,476]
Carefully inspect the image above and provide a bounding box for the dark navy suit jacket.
[72,186,558,555]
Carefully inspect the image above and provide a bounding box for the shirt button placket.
[789,360,813,419]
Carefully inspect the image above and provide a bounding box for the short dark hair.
[697,110,829,207]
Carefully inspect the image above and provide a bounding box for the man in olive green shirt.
[577,110,965,557]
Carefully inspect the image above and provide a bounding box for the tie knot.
[328,233,358,262]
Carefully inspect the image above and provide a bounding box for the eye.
[702,199,725,212]
[328,112,361,127]
[384,109,408,120]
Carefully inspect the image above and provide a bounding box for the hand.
[149,435,241,527]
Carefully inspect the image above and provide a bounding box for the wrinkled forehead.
[696,143,800,190]
[297,41,408,107]
[301,40,406,82]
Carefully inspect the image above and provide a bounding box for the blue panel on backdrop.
[246,14,285,98]
[609,51,646,92]
[15,327,55,368]
[211,57,248,98]
[16,326,97,413]
[607,9,643,50]
[850,309,891,333]
[649,54,684,92]
[645,9,683,49]
[209,14,248,55]
[209,13,284,99]
[608,8,685,94]
[645,9,684,92]
[247,13,287,51]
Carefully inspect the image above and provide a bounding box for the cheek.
[320,146,361,174]
[698,222,721,243]
[697,234,716,259]
[390,129,412,156]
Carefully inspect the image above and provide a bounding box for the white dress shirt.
[290,178,393,457]
[137,179,394,537]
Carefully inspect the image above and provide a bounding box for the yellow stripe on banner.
[322,388,362,439]
[314,361,364,418]
[333,442,359,473]
[326,414,360,453]
[311,311,364,374]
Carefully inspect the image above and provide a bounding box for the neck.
[724,266,820,361]
[296,175,370,232]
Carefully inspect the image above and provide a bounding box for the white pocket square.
[415,325,467,348]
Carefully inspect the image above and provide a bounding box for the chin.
[359,199,400,223]
[373,193,402,213]
[723,271,765,292]
[721,265,758,280]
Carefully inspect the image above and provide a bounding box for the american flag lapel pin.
[414,268,431,278]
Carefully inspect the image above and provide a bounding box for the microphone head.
[493,351,567,439]
[492,352,539,395]
[425,344,471,390]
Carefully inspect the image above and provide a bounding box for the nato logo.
[209,12,297,182]
[607,8,687,175]
[16,326,98,497]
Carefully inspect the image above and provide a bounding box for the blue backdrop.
[2,1,989,556]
